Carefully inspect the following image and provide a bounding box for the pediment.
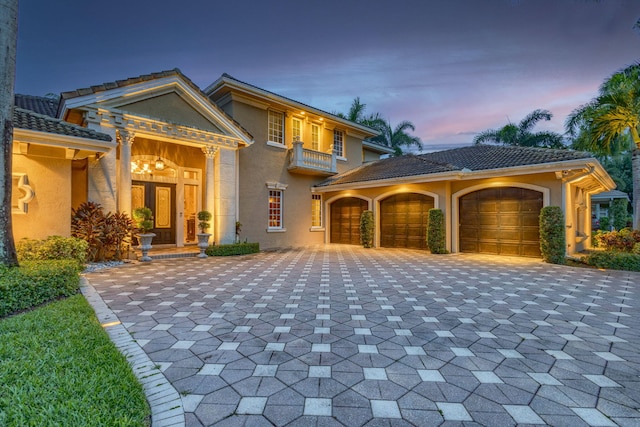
[117,92,224,133]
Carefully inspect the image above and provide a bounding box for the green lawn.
[0,294,150,426]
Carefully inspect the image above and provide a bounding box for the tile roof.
[14,108,112,142]
[14,94,59,117]
[59,68,254,142]
[316,144,592,187]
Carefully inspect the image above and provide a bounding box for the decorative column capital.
[116,129,135,146]
[202,146,218,159]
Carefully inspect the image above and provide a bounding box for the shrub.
[71,202,135,261]
[205,242,259,256]
[610,198,629,231]
[583,251,640,272]
[594,228,640,252]
[539,206,565,264]
[359,210,374,248]
[599,216,610,231]
[634,242,640,255]
[197,211,212,234]
[132,207,154,234]
[427,208,447,254]
[0,260,81,317]
[16,236,88,267]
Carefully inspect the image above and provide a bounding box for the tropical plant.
[566,63,640,229]
[371,120,423,156]
[539,206,566,264]
[132,207,154,234]
[474,109,565,149]
[359,210,374,248]
[0,0,18,267]
[426,209,447,254]
[335,97,386,131]
[197,210,212,234]
[71,202,134,261]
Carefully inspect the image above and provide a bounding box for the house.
[591,189,631,230]
[10,69,615,257]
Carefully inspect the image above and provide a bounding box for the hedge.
[583,251,640,272]
[0,260,82,318]
[539,206,566,264]
[360,210,374,248]
[427,209,447,254]
[205,242,260,256]
[16,236,88,267]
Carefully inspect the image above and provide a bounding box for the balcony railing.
[288,140,337,176]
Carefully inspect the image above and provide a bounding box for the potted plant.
[196,210,212,258]
[132,207,155,262]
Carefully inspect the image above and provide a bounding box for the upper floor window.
[268,110,284,145]
[311,124,320,151]
[292,118,302,142]
[333,129,344,158]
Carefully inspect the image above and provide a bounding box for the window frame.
[311,123,320,151]
[333,129,345,158]
[268,110,285,147]
[292,117,303,143]
[311,194,323,229]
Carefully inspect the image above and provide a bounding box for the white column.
[116,130,135,215]
[202,146,217,243]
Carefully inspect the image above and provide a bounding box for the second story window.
[268,110,284,145]
[333,129,344,158]
[292,118,302,142]
[311,124,320,151]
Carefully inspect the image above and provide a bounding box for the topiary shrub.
[539,206,565,264]
[360,210,374,248]
[583,251,640,272]
[205,242,259,256]
[426,208,447,254]
[610,198,629,231]
[17,236,88,267]
[132,207,154,234]
[197,210,212,234]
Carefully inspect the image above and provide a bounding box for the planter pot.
[196,233,211,258]
[137,233,156,262]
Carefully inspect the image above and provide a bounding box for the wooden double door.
[132,181,176,244]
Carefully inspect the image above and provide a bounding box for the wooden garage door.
[459,187,543,257]
[380,193,434,249]
[330,197,368,245]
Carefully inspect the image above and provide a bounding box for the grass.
[0,294,150,426]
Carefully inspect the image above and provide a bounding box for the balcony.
[288,140,337,176]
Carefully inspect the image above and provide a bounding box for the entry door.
[132,181,176,244]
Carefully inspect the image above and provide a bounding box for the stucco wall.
[12,154,72,240]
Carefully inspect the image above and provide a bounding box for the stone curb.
[80,277,185,427]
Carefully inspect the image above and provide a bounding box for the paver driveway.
[85,246,640,426]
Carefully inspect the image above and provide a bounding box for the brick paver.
[85,245,640,426]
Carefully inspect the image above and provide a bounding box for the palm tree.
[566,62,640,229]
[373,120,423,156]
[0,0,19,267]
[336,97,386,131]
[473,109,565,148]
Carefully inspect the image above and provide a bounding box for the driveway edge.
[81,277,185,427]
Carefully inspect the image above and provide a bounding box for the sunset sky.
[15,0,640,150]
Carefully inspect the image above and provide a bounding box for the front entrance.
[132,181,176,244]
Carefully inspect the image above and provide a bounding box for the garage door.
[380,193,434,249]
[459,187,543,257]
[330,197,368,245]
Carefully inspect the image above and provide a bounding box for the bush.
[583,251,640,272]
[0,260,81,317]
[16,236,88,267]
[539,206,565,264]
[426,208,447,254]
[197,210,212,234]
[594,228,640,252]
[634,242,640,255]
[205,242,260,256]
[132,207,154,234]
[610,198,629,231]
[599,216,610,231]
[359,210,374,248]
[72,202,135,261]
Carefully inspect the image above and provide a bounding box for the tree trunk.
[633,147,640,230]
[0,0,19,267]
